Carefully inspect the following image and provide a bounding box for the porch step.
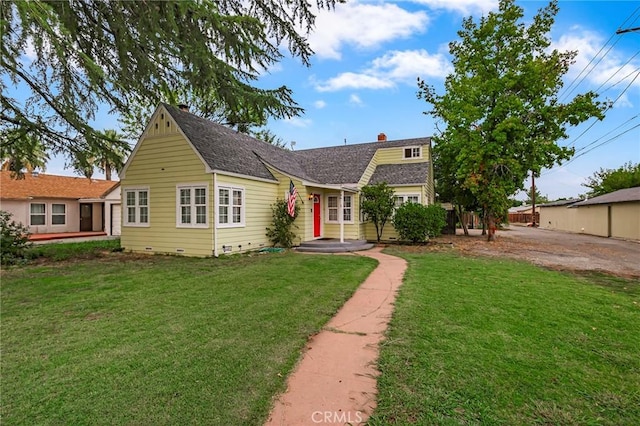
[295,239,374,253]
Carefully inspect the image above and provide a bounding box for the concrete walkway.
[265,247,407,426]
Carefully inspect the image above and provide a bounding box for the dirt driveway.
[436,225,640,278]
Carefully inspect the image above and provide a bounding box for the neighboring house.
[0,171,121,236]
[119,103,435,256]
[539,187,640,240]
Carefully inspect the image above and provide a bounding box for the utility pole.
[616,26,640,35]
[531,171,536,227]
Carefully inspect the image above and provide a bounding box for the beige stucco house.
[119,104,435,256]
[0,171,121,236]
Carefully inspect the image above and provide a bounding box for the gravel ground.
[431,225,640,278]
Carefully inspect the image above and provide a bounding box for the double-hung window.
[177,185,208,228]
[124,188,149,226]
[326,194,354,223]
[217,186,244,227]
[52,204,66,225]
[30,203,46,226]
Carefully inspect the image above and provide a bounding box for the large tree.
[1,0,334,167]
[583,162,640,197]
[419,0,605,241]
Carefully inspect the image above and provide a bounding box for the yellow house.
[120,104,435,256]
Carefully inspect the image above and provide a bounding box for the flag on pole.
[287,180,298,217]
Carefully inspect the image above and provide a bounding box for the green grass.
[369,249,640,425]
[0,250,378,425]
[28,238,123,262]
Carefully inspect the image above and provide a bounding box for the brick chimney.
[377,132,387,142]
[177,104,189,112]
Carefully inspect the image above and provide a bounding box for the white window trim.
[30,203,46,226]
[325,193,354,224]
[216,184,245,228]
[123,187,150,227]
[176,183,209,228]
[402,146,422,160]
[394,193,422,206]
[51,203,66,226]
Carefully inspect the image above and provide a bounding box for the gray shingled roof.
[572,187,640,207]
[164,104,311,181]
[164,104,431,185]
[368,163,430,185]
[539,198,581,207]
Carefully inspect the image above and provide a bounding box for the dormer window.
[403,146,421,159]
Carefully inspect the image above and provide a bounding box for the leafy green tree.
[418,0,605,241]
[251,129,289,149]
[583,162,640,197]
[1,0,334,166]
[360,183,396,243]
[433,144,480,236]
[0,129,49,178]
[524,187,550,205]
[266,199,300,248]
[393,202,431,243]
[93,129,131,180]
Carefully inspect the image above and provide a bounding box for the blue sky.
[41,1,640,200]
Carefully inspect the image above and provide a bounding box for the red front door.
[313,194,321,237]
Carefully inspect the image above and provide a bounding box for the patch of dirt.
[402,226,640,279]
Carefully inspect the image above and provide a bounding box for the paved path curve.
[265,247,407,426]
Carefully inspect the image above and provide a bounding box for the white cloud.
[552,29,640,98]
[316,72,394,92]
[309,2,429,60]
[349,94,363,106]
[372,49,453,81]
[314,50,451,92]
[314,100,327,109]
[284,117,313,128]
[411,0,498,15]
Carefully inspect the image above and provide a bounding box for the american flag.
[287,180,298,217]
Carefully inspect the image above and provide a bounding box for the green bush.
[0,210,33,265]
[424,204,447,238]
[393,203,447,243]
[266,199,299,248]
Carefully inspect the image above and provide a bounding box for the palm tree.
[0,129,49,178]
[94,129,131,180]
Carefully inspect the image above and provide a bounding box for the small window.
[177,185,208,228]
[217,186,244,227]
[327,195,338,222]
[52,204,66,225]
[395,194,421,207]
[30,203,46,226]
[124,188,150,226]
[403,146,422,159]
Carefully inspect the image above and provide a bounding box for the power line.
[558,6,640,103]
[567,70,640,149]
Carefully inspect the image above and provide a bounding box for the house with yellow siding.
[120,104,435,256]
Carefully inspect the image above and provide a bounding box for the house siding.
[374,144,431,164]
[214,174,278,254]
[611,202,640,240]
[363,184,427,242]
[121,131,214,257]
[0,199,82,233]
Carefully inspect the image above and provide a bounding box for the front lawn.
[369,249,640,425]
[1,249,377,425]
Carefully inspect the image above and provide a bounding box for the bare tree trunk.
[104,163,112,181]
[456,205,469,236]
[487,212,497,242]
